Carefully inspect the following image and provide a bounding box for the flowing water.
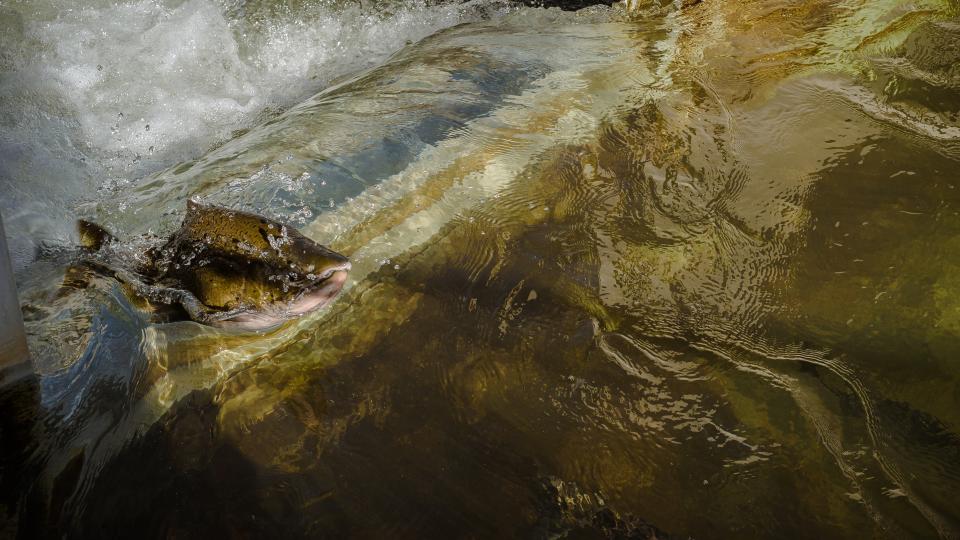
[2,0,960,537]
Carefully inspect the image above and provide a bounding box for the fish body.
[77,201,350,330]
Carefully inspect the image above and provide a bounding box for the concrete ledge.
[0,211,29,371]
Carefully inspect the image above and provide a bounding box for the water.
[0,0,500,270]
[2,0,960,537]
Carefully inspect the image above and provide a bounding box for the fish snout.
[310,259,351,284]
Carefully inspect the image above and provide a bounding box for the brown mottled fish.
[75,200,351,330]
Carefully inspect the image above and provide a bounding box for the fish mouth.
[291,266,351,315]
[307,261,352,287]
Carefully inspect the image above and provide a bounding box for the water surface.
[2,0,960,537]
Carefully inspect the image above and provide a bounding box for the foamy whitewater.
[0,0,503,270]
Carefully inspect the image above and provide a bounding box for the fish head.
[168,201,352,328]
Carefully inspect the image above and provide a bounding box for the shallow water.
[2,0,960,537]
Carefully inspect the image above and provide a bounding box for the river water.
[2,0,960,537]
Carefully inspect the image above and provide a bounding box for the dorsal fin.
[77,220,116,252]
[186,198,206,215]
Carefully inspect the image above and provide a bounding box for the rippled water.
[2,0,960,537]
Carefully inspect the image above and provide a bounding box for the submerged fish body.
[77,200,351,330]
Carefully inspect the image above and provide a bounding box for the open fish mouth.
[293,264,352,315]
[304,261,353,287]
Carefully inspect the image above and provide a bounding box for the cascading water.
[0,0,504,270]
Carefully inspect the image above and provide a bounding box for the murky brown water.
[3,0,960,537]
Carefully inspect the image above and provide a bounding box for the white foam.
[0,0,499,270]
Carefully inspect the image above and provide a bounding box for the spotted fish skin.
[73,201,351,330]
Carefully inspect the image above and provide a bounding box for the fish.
[73,200,351,331]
